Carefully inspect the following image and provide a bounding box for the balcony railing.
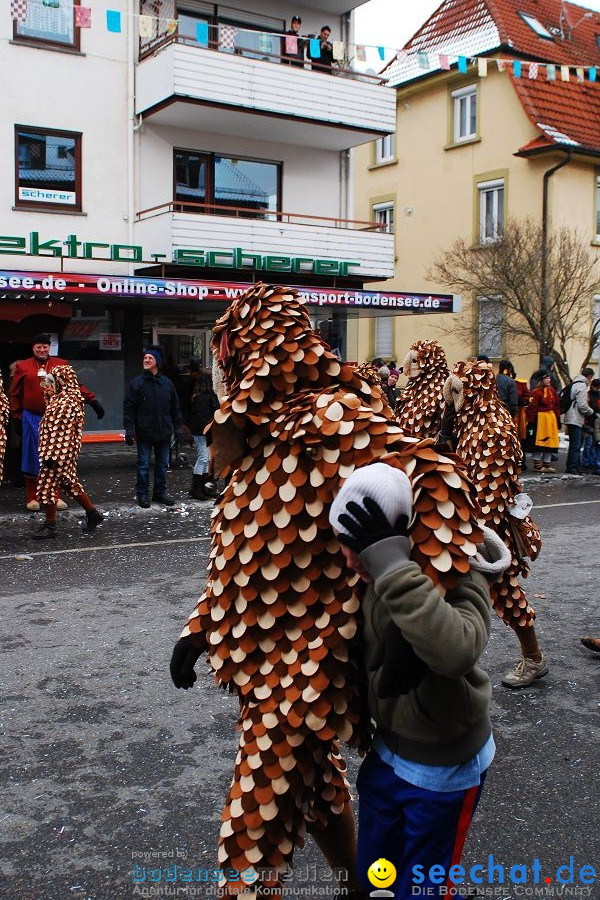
[136,201,386,232]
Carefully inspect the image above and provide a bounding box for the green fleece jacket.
[358,533,503,766]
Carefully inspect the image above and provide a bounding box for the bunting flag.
[166,18,177,34]
[196,21,208,46]
[513,60,522,77]
[10,0,28,21]
[74,5,91,27]
[377,46,385,60]
[590,67,597,82]
[285,35,297,54]
[106,10,121,33]
[439,53,450,70]
[219,24,238,50]
[546,63,556,80]
[528,61,538,79]
[139,14,153,38]
[560,64,570,81]
[417,51,429,69]
[355,44,366,62]
[309,38,320,58]
[258,30,271,53]
[477,57,487,77]
[497,59,507,71]
[333,41,344,60]
[458,55,468,73]
[576,66,584,82]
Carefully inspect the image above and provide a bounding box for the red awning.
[0,299,74,324]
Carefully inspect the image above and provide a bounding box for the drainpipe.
[540,149,571,358]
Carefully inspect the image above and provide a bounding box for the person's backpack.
[559,382,574,415]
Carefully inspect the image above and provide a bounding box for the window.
[478,179,504,242]
[596,174,600,239]
[373,202,394,234]
[14,0,78,48]
[375,134,395,164]
[375,318,393,358]
[15,126,81,210]
[477,296,503,359]
[519,12,553,39]
[452,85,477,143]
[174,150,280,217]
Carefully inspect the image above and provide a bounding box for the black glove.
[337,497,410,555]
[42,458,57,470]
[170,635,204,689]
[125,432,135,446]
[90,400,105,420]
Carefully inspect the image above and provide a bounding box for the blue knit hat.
[144,346,163,368]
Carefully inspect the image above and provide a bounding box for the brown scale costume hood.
[443,360,542,627]
[181,284,484,884]
[0,373,9,483]
[396,340,450,439]
[37,365,85,506]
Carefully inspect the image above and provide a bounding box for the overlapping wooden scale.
[36,365,86,506]
[182,284,488,886]
[396,340,450,439]
[448,360,541,628]
[0,374,8,482]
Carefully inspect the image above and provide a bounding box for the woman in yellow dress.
[526,372,561,473]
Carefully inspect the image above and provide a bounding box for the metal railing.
[136,200,387,231]
[138,32,387,85]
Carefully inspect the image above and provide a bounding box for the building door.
[151,328,212,373]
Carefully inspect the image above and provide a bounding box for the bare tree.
[428,218,600,383]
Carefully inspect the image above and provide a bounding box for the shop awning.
[0,298,74,324]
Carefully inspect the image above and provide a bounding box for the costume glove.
[125,432,135,446]
[337,497,410,555]
[90,400,105,420]
[170,635,205,689]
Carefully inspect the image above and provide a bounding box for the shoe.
[190,474,208,500]
[83,508,104,531]
[533,460,544,472]
[137,496,150,509]
[26,500,40,511]
[565,468,579,475]
[581,637,600,653]
[32,522,57,540]
[502,653,549,688]
[56,499,68,510]
[152,492,175,506]
[541,464,556,473]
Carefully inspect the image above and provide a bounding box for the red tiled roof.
[383,0,600,155]
[511,73,600,155]
[384,0,600,86]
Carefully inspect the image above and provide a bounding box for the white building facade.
[1,0,398,433]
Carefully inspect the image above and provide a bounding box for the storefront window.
[16,126,81,210]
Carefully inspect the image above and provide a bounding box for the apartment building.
[1,0,402,434]
[354,0,600,373]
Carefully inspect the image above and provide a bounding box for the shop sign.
[18,189,77,205]
[99,333,122,350]
[0,269,459,314]
[0,233,360,275]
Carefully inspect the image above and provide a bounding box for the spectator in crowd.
[530,355,560,391]
[580,377,600,475]
[123,347,184,508]
[189,370,219,500]
[495,359,518,418]
[9,333,104,510]
[282,15,305,66]
[307,25,335,71]
[476,354,490,363]
[388,360,399,377]
[515,373,531,470]
[526,372,561,473]
[564,367,595,475]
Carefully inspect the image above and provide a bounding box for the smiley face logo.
[367,858,397,889]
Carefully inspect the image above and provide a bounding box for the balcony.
[135,203,395,280]
[135,38,396,151]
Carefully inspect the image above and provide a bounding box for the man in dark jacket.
[123,347,183,507]
[495,359,518,417]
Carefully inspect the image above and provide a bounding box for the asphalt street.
[1,448,599,900]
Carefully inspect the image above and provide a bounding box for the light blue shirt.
[373,732,495,792]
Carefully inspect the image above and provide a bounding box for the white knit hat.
[329,463,412,535]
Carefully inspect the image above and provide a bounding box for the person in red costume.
[9,333,104,510]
